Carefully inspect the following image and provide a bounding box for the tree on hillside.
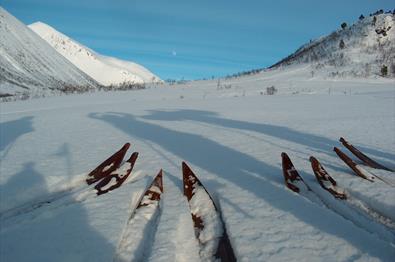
[339,39,345,49]
[341,22,347,30]
[359,14,365,20]
[372,16,377,26]
[381,65,388,77]
[390,64,395,76]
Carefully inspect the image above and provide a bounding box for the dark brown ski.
[340,137,393,171]
[94,152,139,195]
[309,156,347,199]
[136,169,163,209]
[113,170,163,262]
[334,147,375,182]
[182,162,236,262]
[86,143,130,185]
[281,152,310,193]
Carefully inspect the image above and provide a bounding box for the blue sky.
[2,0,394,80]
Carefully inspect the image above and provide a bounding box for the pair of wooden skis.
[93,144,235,261]
[282,137,393,199]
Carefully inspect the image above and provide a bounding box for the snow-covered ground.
[1,71,394,261]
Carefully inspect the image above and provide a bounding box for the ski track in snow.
[147,174,201,262]
[0,170,147,229]
[113,176,162,262]
[1,75,395,261]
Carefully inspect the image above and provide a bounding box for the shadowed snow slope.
[29,22,162,86]
[0,7,98,97]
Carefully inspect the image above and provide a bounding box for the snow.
[1,69,394,261]
[1,8,395,260]
[28,22,162,86]
[0,7,98,98]
[189,185,223,261]
[339,166,395,223]
[114,187,161,262]
[0,174,151,262]
[271,13,395,78]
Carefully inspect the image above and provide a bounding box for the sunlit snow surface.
[29,22,161,86]
[1,72,395,261]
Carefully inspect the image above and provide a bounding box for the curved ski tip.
[122,142,131,150]
[156,169,163,179]
[128,152,139,162]
[155,169,164,192]
[182,161,192,172]
[339,137,346,143]
[281,152,287,158]
[333,146,339,152]
[309,156,316,163]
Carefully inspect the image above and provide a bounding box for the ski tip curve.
[122,142,131,151]
[309,156,317,163]
[155,169,164,193]
[127,151,139,163]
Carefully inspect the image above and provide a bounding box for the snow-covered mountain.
[270,13,395,78]
[0,7,99,98]
[29,22,162,86]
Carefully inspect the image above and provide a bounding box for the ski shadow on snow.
[89,111,393,259]
[142,109,395,167]
[0,116,34,160]
[51,143,74,179]
[0,161,114,262]
[0,162,44,212]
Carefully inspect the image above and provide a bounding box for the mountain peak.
[0,8,98,98]
[29,22,162,85]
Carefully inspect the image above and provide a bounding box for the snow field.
[0,173,151,262]
[1,76,395,261]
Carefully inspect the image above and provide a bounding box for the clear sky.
[2,0,394,80]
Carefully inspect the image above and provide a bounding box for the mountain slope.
[29,22,162,86]
[270,13,395,78]
[0,7,99,98]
